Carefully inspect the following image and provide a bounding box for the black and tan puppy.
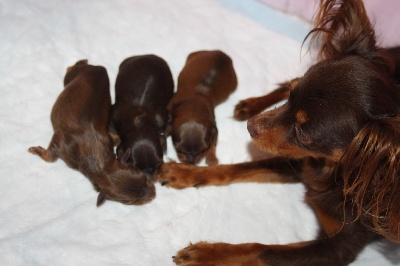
[28,60,155,207]
[169,50,237,166]
[111,55,174,179]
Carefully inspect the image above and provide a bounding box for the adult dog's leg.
[234,83,290,121]
[173,227,374,266]
[158,157,302,189]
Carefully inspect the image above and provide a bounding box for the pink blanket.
[259,0,400,48]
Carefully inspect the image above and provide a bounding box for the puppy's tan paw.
[28,146,46,156]
[205,152,218,166]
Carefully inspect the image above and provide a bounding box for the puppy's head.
[96,151,156,207]
[171,119,217,165]
[248,0,400,242]
[116,111,167,179]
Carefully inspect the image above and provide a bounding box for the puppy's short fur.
[159,1,400,265]
[169,50,237,166]
[111,55,174,178]
[29,60,155,207]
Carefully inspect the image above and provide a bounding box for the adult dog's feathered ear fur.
[341,116,400,243]
[309,0,376,58]
[306,0,395,77]
[308,0,376,58]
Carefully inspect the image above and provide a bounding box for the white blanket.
[1,0,399,265]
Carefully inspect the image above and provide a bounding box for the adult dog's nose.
[247,117,259,138]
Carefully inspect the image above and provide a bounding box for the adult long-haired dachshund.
[169,50,237,166]
[159,0,400,265]
[29,60,155,207]
[111,55,174,179]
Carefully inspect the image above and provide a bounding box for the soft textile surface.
[258,0,400,48]
[1,0,399,265]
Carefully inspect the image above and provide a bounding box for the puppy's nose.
[143,178,156,200]
[143,167,160,180]
[247,117,259,138]
[186,153,198,164]
[143,167,155,178]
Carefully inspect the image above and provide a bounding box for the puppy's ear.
[205,126,219,166]
[108,121,121,147]
[96,191,107,207]
[117,148,131,165]
[211,124,218,139]
[160,133,167,153]
[308,0,377,60]
[207,123,218,143]
[165,113,173,137]
[341,116,400,242]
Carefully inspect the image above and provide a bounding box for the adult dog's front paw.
[234,99,258,121]
[158,162,207,189]
[173,242,264,266]
[173,242,225,266]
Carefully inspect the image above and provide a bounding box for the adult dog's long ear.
[307,0,377,60]
[341,116,400,243]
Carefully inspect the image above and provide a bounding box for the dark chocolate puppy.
[169,50,237,166]
[29,60,155,207]
[111,55,174,178]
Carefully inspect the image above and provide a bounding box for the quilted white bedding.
[1,0,399,265]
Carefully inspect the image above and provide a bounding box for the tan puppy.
[169,50,237,166]
[28,60,155,207]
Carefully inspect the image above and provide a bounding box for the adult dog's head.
[247,0,400,242]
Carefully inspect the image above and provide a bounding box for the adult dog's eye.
[295,123,311,145]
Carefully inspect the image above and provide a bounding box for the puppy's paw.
[205,152,218,166]
[158,162,207,189]
[28,146,58,162]
[28,146,52,161]
[28,146,46,156]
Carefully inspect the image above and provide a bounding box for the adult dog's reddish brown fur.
[159,0,400,265]
[111,55,174,179]
[29,60,155,207]
[169,50,237,166]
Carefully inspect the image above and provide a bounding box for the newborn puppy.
[28,60,155,207]
[111,55,174,179]
[169,50,237,165]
